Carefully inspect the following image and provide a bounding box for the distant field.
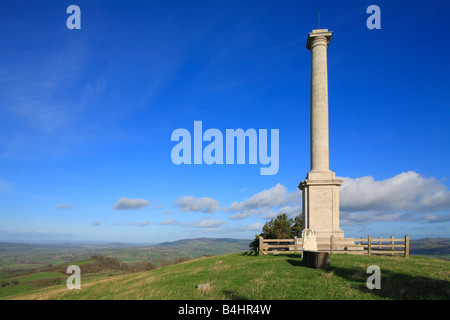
[10,271,63,283]
[0,271,65,298]
[0,238,251,273]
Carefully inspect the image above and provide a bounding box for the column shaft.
[309,36,330,172]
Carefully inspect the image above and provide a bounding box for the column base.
[299,170,344,252]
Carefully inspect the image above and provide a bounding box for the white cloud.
[340,211,404,226]
[227,208,264,220]
[195,219,227,228]
[131,221,151,227]
[158,218,225,229]
[339,171,450,225]
[158,219,179,225]
[163,172,450,233]
[240,222,265,231]
[421,214,450,223]
[262,205,301,220]
[181,218,227,229]
[174,196,220,213]
[112,197,150,210]
[221,171,450,226]
[225,183,301,220]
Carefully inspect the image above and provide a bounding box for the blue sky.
[0,0,449,243]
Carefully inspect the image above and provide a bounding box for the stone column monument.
[299,29,345,251]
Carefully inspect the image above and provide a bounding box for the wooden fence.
[258,236,299,255]
[259,235,410,258]
[331,235,410,258]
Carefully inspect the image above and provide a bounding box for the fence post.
[259,236,264,255]
[330,235,334,254]
[405,235,409,258]
[378,236,381,252]
[390,235,394,256]
[368,235,372,256]
[294,236,298,253]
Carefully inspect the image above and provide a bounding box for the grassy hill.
[7,252,450,300]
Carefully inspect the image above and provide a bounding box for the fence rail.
[259,235,409,257]
[331,235,410,258]
[258,236,299,255]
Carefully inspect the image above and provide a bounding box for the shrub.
[249,213,303,252]
[29,278,63,289]
[132,261,156,272]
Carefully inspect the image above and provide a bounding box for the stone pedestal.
[299,171,345,250]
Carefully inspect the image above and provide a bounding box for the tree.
[249,235,260,252]
[249,213,303,252]
[174,257,191,264]
[262,213,292,239]
[290,214,303,238]
[133,261,156,272]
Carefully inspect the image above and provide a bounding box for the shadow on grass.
[329,265,450,299]
[273,253,302,259]
[286,259,304,267]
[286,255,450,299]
[241,252,258,257]
[242,252,303,259]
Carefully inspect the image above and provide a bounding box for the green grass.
[1,282,36,297]
[0,271,65,298]
[10,271,64,283]
[0,270,126,299]
[8,252,450,300]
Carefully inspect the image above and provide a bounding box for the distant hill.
[157,237,250,247]
[155,237,251,258]
[410,238,450,260]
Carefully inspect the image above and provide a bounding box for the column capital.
[306,29,333,50]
